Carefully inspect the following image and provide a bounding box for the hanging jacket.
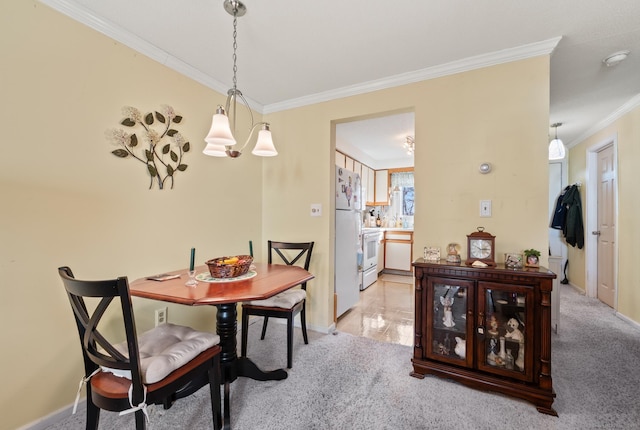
[561,185,584,249]
[550,186,569,229]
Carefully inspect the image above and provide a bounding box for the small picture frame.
[525,254,539,268]
[504,253,523,269]
[424,246,440,261]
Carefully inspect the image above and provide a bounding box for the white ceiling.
[42,0,640,166]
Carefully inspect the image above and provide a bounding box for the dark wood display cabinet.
[411,258,557,416]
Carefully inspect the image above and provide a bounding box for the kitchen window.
[390,171,414,222]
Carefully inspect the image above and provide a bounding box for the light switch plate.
[311,203,322,217]
[480,200,492,217]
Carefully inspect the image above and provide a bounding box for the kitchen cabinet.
[411,259,557,416]
[374,169,389,205]
[361,167,369,205]
[364,166,375,204]
[377,234,385,274]
[353,160,361,176]
[345,157,355,172]
[384,230,413,271]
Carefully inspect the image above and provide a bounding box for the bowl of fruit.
[205,255,253,278]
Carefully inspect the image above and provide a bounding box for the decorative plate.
[196,270,257,283]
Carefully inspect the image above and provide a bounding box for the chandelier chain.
[232,14,238,91]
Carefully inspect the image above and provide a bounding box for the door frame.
[585,134,618,304]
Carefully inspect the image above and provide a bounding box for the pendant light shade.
[251,125,278,156]
[204,108,236,148]
[548,123,566,160]
[202,141,228,157]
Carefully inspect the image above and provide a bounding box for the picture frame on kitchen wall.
[403,187,414,215]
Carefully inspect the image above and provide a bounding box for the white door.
[596,145,616,307]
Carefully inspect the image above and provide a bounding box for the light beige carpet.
[47,284,640,429]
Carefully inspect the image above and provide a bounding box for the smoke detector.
[603,50,630,67]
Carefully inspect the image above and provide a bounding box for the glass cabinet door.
[476,281,534,382]
[425,277,474,367]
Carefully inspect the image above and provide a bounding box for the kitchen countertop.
[362,227,413,232]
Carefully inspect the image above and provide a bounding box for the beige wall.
[1,2,265,429]
[566,106,640,322]
[264,56,552,332]
[2,1,592,429]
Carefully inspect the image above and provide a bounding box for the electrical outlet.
[155,307,168,326]
[310,203,322,217]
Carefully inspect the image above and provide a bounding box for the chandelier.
[203,0,278,158]
[404,136,415,155]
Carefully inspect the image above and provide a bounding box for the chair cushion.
[246,288,306,309]
[101,323,220,384]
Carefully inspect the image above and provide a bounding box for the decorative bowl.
[205,255,253,278]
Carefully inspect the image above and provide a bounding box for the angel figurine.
[440,295,455,327]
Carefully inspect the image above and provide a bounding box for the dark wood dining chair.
[241,240,314,369]
[58,266,222,430]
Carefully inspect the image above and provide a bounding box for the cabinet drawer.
[385,231,412,241]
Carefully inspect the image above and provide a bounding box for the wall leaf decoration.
[106,105,190,190]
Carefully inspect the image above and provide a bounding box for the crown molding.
[567,93,640,148]
[39,0,262,111]
[40,1,561,116]
[263,37,562,114]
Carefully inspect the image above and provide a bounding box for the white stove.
[361,229,383,290]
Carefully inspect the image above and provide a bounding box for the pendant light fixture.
[404,136,415,155]
[548,122,566,160]
[203,0,277,158]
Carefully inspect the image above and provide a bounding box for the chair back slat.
[268,241,314,270]
[58,266,145,399]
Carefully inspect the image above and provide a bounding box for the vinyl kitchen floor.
[336,273,414,347]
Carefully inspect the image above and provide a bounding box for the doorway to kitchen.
[336,273,414,346]
[334,109,415,343]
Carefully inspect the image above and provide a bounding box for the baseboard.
[26,318,333,429]
[560,284,640,331]
[16,401,85,430]
[615,312,640,330]
[566,282,585,294]
[244,315,333,334]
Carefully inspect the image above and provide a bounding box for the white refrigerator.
[335,166,362,318]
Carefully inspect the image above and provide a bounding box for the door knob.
[592,230,601,236]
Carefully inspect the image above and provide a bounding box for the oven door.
[361,231,381,290]
[363,232,379,271]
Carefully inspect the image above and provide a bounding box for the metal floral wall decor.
[107,105,190,189]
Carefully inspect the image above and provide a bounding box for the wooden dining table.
[129,262,314,429]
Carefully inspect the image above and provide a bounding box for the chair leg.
[260,316,269,340]
[134,409,146,429]
[241,308,249,358]
[208,355,222,430]
[301,303,309,345]
[287,314,294,369]
[85,396,100,430]
[223,381,231,430]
